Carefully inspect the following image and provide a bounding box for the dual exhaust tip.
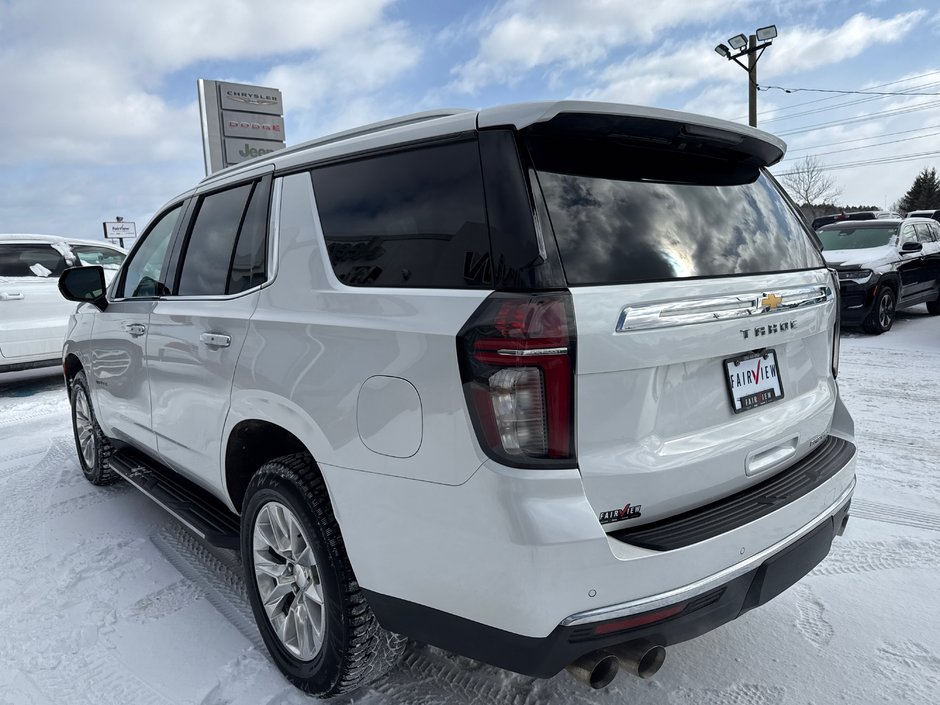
[566,642,666,689]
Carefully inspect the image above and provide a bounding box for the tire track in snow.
[851,499,940,533]
[812,537,940,576]
[874,641,940,705]
[669,682,786,705]
[150,523,264,651]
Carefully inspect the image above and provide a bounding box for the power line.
[775,100,940,136]
[756,80,940,125]
[780,130,940,160]
[786,124,940,153]
[741,70,940,121]
[760,84,940,97]
[775,150,940,176]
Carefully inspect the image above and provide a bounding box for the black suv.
[819,218,940,333]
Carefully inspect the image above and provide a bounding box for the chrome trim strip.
[616,285,833,332]
[496,347,568,357]
[560,476,856,627]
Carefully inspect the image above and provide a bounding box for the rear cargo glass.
[529,139,823,286]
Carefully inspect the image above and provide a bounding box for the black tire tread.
[71,371,119,486]
[244,453,406,697]
[862,286,895,335]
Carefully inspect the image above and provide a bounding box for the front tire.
[241,453,405,698]
[927,294,940,315]
[863,286,895,334]
[69,370,118,485]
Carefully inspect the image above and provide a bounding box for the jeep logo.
[740,320,797,340]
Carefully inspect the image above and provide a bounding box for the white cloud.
[450,0,744,93]
[764,11,927,76]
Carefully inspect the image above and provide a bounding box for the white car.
[58,102,856,697]
[0,234,126,373]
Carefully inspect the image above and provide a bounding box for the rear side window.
[528,138,823,286]
[310,139,490,287]
[0,244,69,277]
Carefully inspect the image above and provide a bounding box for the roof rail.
[201,108,473,184]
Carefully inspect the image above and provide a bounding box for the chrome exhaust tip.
[566,650,619,689]
[610,641,666,679]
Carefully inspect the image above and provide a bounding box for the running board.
[109,447,241,550]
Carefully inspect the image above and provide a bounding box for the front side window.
[900,225,916,245]
[310,139,490,288]
[71,245,126,268]
[914,223,933,243]
[0,244,69,277]
[121,205,182,298]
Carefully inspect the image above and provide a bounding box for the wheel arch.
[63,352,83,390]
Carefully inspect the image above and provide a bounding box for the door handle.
[122,322,147,337]
[200,332,231,348]
[0,292,25,301]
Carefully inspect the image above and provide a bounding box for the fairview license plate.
[724,349,784,413]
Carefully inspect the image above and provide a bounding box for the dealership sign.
[102,220,137,246]
[198,80,286,174]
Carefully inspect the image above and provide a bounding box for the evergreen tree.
[898,167,940,212]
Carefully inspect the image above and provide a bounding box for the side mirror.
[901,241,923,253]
[59,266,108,311]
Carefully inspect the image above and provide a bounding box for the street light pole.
[714,25,777,128]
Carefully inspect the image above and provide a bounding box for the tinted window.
[311,140,490,287]
[817,226,897,250]
[71,245,126,267]
[531,144,822,285]
[227,182,269,294]
[0,244,70,277]
[178,184,252,296]
[121,206,181,297]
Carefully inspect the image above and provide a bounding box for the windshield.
[817,226,896,250]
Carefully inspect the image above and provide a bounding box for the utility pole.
[714,25,777,128]
[747,35,757,128]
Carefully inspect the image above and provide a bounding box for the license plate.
[724,349,784,414]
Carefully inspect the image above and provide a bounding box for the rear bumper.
[364,485,853,677]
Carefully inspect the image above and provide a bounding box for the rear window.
[0,244,70,277]
[817,226,897,250]
[528,139,823,286]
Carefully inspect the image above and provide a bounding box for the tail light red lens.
[457,292,576,468]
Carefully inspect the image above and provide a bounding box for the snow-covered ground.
[1,307,938,705]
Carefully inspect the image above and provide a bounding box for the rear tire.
[241,453,405,698]
[863,287,895,334]
[927,295,940,315]
[69,370,118,485]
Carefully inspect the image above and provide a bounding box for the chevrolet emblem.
[760,293,782,310]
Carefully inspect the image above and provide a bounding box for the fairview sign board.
[102,221,137,240]
[198,79,286,175]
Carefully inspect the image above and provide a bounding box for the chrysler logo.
[760,293,783,310]
[226,90,279,106]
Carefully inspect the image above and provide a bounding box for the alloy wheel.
[74,390,96,468]
[252,501,325,661]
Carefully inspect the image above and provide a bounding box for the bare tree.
[781,156,842,220]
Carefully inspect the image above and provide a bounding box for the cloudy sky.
[1,0,938,239]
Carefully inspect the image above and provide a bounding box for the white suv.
[59,102,856,697]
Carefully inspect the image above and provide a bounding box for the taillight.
[457,292,576,468]
[828,270,840,378]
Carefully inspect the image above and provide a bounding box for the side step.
[109,447,241,550]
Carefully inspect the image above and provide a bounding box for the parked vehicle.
[905,209,940,223]
[818,218,940,333]
[59,102,857,696]
[0,234,125,373]
[811,210,900,230]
